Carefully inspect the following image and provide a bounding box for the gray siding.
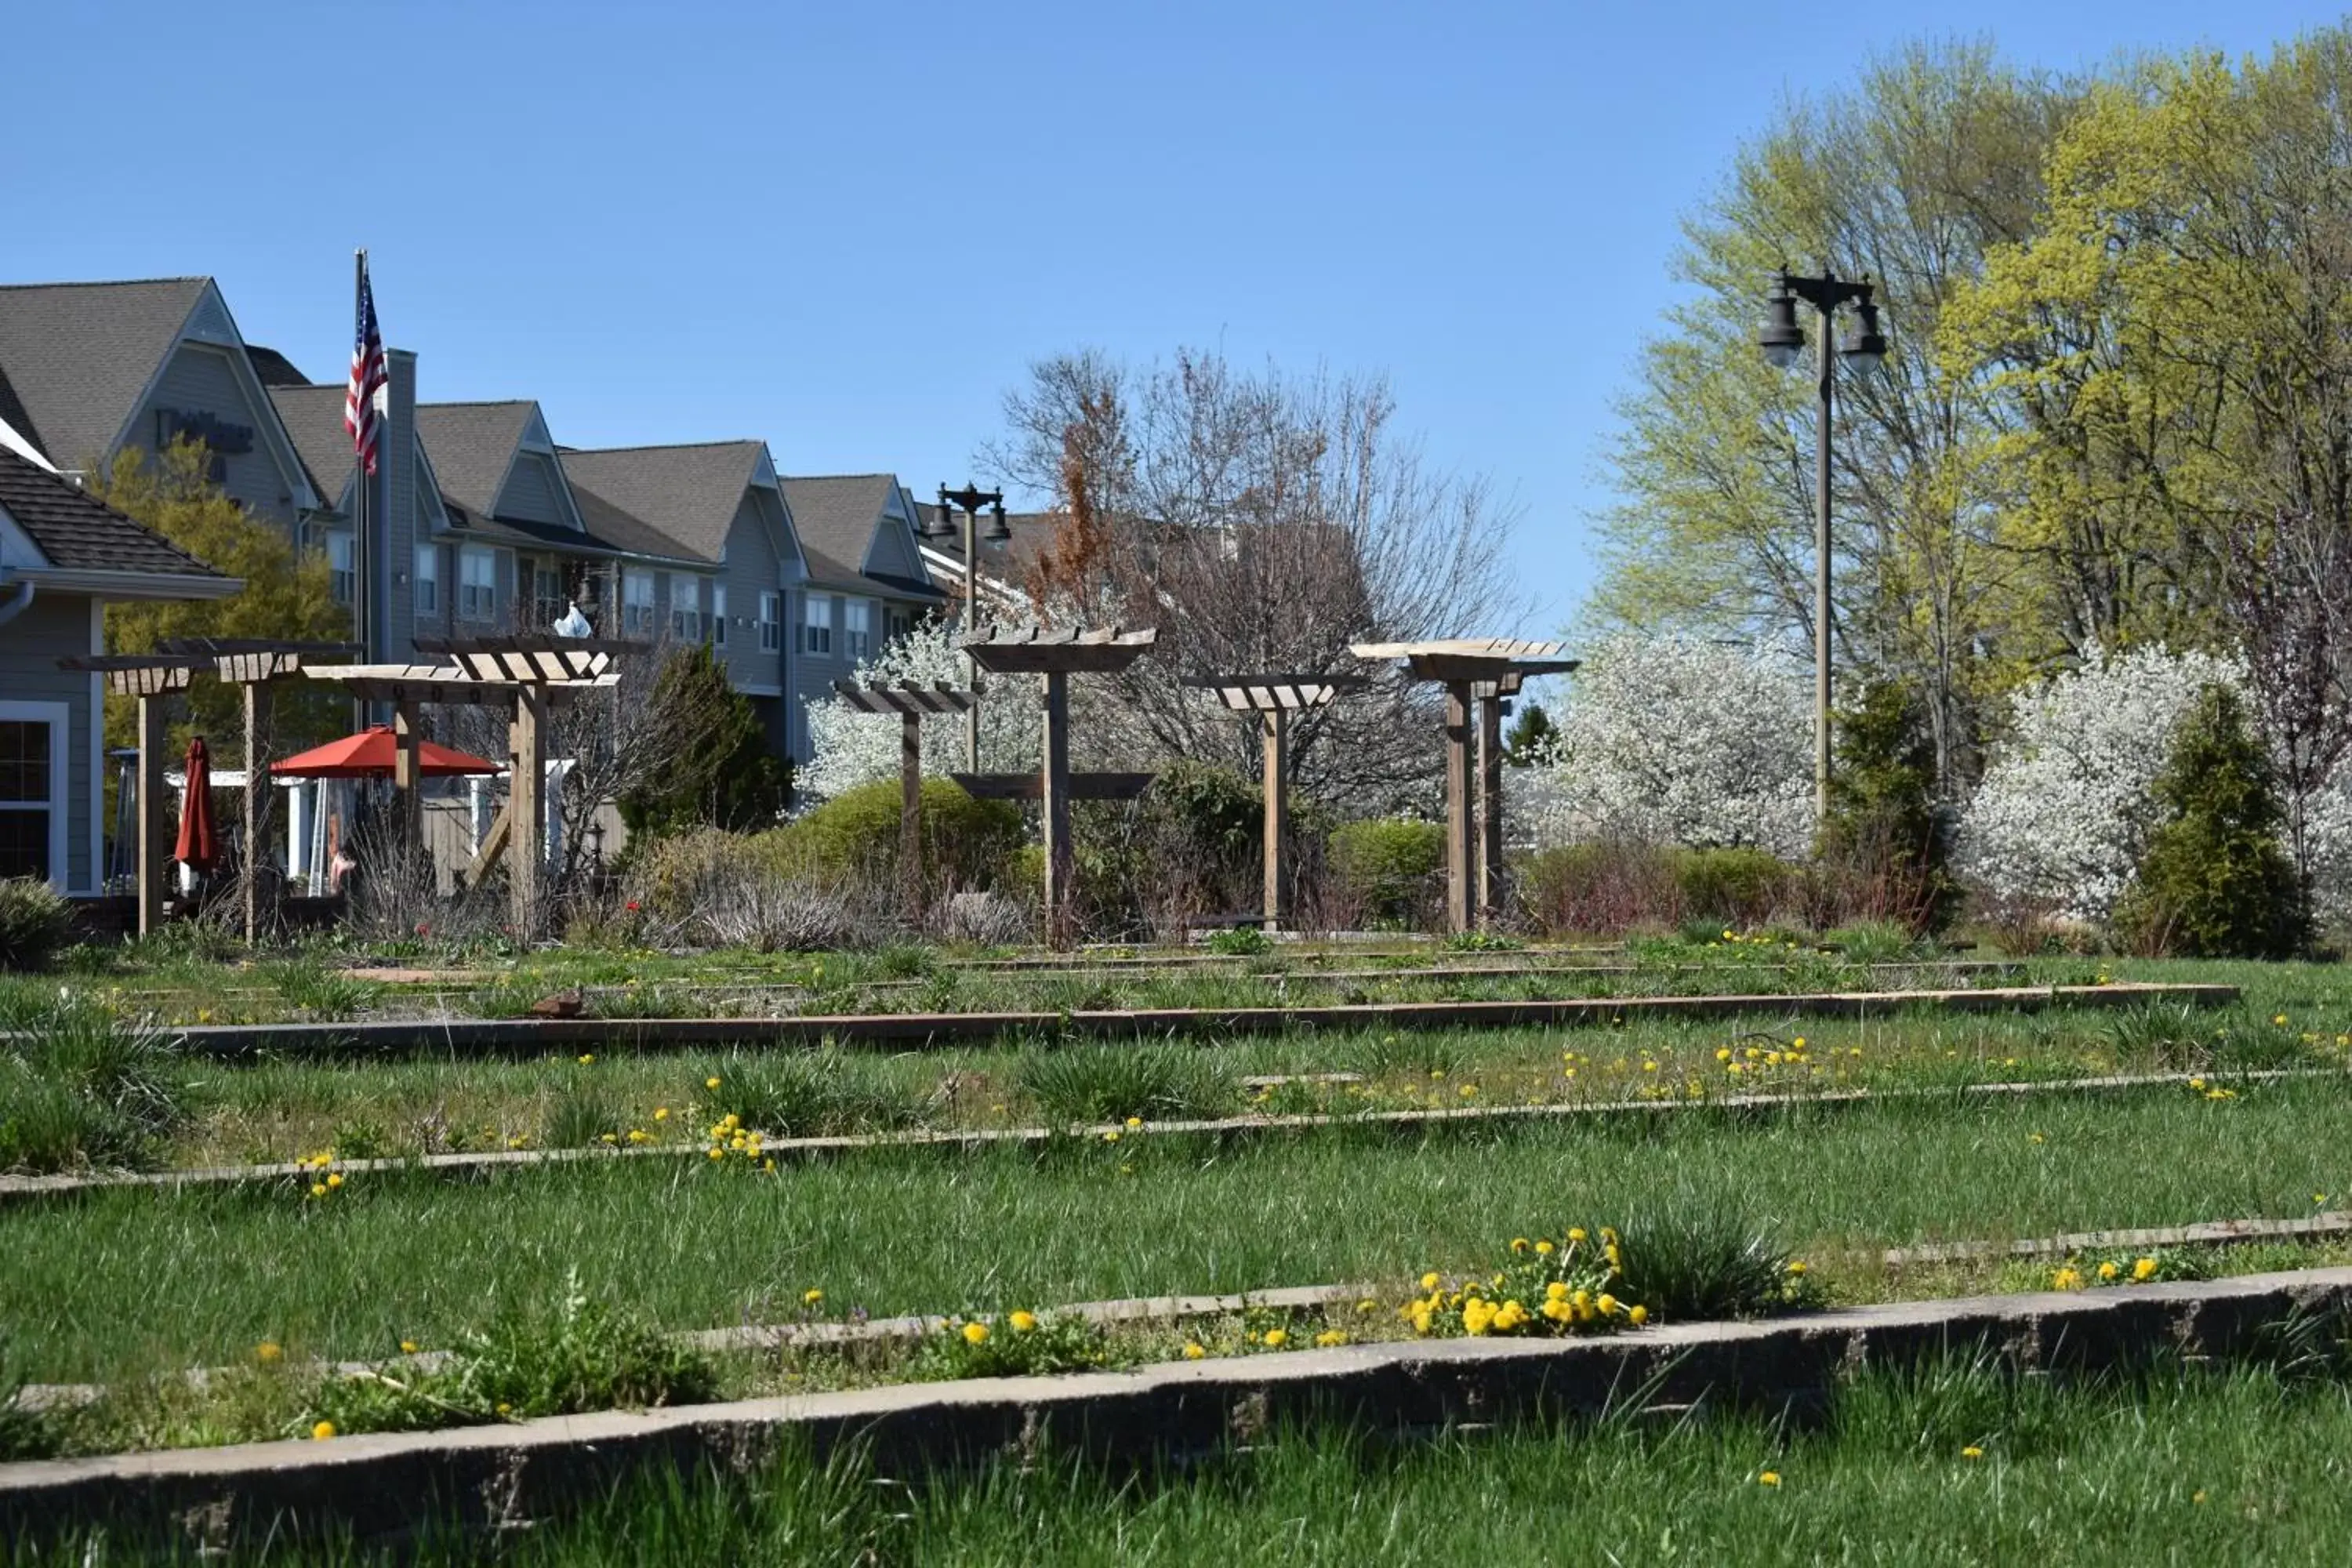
[495,452,568,526]
[718,491,790,696]
[382,352,419,654]
[137,343,299,528]
[864,508,927,583]
[0,592,97,891]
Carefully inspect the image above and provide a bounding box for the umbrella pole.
[394,700,423,849]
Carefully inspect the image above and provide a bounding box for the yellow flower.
[1785,1261,1808,1276]
[1314,1330,1348,1347]
[2052,1267,2083,1290]
[1183,1341,1207,1359]
[1102,1130,1120,1143]
[311,1421,337,1441]
[1628,1305,1649,1326]
[400,1339,419,1355]
[2193,1490,2208,1504]
[2097,1261,2119,1282]
[706,1147,725,1160]
[2132,1258,2158,1282]
[1792,1037,1806,1050]
[1758,1471,1781,1487]
[256,1341,283,1364]
[1511,1237,1530,1254]
[577,1054,595,1065]
[1535,1240,1555,1256]
[1459,1083,1477,1097]
[1715,1047,1733,1062]
[627,1130,648,1145]
[804,1288,824,1306]
[2274,1014,2288,1025]
[310,1182,327,1198]
[706,1076,721,1090]
[1262,1328,1288,1348]
[495,1403,512,1416]
[1567,1228,1588,1243]
[1010,1311,1038,1333]
[325,1173,343,1189]
[963,1322,989,1345]
[600,1133,619,1145]
[1421,1272,1442,1291]
[1357,1298,1377,1313]
[1545,1282,1570,1301]
[1962,1446,1984,1460]
[1596,1293,1619,1317]
[654,1107,670,1121]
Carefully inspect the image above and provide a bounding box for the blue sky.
[5,1,2341,633]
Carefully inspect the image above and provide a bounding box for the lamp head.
[984,499,1011,544]
[1840,287,1889,368]
[1759,273,1806,369]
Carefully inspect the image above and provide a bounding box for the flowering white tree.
[1955,645,2245,922]
[798,617,1042,802]
[1527,635,1813,857]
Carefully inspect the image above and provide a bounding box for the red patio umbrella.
[270,724,501,780]
[173,736,219,873]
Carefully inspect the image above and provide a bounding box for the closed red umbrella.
[270,725,500,779]
[174,736,219,873]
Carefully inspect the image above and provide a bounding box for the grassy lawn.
[17,1360,2352,1564]
[7,1072,2350,1385]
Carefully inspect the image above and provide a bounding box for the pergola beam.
[1189,672,1361,927]
[833,681,984,924]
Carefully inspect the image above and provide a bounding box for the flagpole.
[352,249,372,670]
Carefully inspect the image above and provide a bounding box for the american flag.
[344,256,389,475]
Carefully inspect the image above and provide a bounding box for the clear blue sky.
[5,1,2340,633]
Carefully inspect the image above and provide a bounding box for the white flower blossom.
[798,618,1040,803]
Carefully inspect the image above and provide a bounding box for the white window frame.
[670,577,701,642]
[801,591,834,656]
[0,700,70,892]
[710,584,728,648]
[458,546,498,622]
[412,543,439,619]
[844,597,873,663]
[622,568,655,637]
[326,531,355,607]
[758,591,782,652]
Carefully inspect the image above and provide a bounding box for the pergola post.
[1261,706,1288,927]
[507,686,547,937]
[900,710,923,925]
[392,699,423,850]
[136,695,169,937]
[241,683,270,944]
[1040,670,1074,946]
[1443,682,1474,935]
[1477,687,1505,930]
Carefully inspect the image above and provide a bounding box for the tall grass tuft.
[0,994,189,1173]
[1616,1207,1816,1320]
[705,1050,933,1137]
[1015,1043,1237,1125]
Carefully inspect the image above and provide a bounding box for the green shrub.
[0,996,188,1173]
[2117,685,2303,958]
[1518,842,1683,935]
[1015,1044,1236,1125]
[1329,818,1445,927]
[1821,679,1960,933]
[704,1050,933,1137]
[0,878,71,971]
[1616,1209,1820,1320]
[1671,848,1798,927]
[911,1312,1112,1381]
[1206,926,1272,956]
[789,778,1024,891]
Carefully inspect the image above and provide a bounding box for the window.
[800,592,834,655]
[532,562,564,629]
[710,584,728,648]
[413,544,439,619]
[459,546,498,622]
[758,592,782,653]
[670,578,701,642]
[622,569,655,637]
[0,706,65,887]
[887,608,913,641]
[844,597,873,662]
[326,532,354,607]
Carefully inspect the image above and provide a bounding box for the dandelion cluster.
[296,1149,347,1200]
[2049,1252,2169,1290]
[704,1112,776,1171]
[1403,1227,1649,1338]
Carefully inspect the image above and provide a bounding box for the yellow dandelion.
[1962,1446,1984,1460]
[963,1322,989,1345]
[1628,1305,1649,1326]
[1535,1240,1555,1256]
[1183,1341,1207,1360]
[311,1421,336,1441]
[654,1107,670,1121]
[1262,1328,1288,1348]
[256,1341,283,1364]
[1010,1311,1038,1333]
[1758,1471,1781,1487]
[309,1182,327,1198]
[706,1076,721,1090]
[2132,1258,2158,1282]
[804,1288,825,1306]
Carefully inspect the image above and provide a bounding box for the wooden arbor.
[1192,673,1366,927]
[829,680,982,923]
[956,626,1159,942]
[60,639,359,938]
[303,636,622,935]
[1351,639,1579,933]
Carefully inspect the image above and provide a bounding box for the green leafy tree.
[2117,685,2303,957]
[87,438,349,755]
[615,643,789,838]
[1502,701,1556,765]
[1823,679,1957,931]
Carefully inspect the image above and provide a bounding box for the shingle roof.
[0,448,228,578]
[242,344,310,389]
[266,383,355,510]
[559,442,765,564]
[560,484,710,565]
[0,278,209,469]
[780,474,942,599]
[412,401,536,519]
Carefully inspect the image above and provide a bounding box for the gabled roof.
[560,441,767,564]
[0,448,229,579]
[242,344,311,389]
[412,401,538,521]
[0,278,212,469]
[266,383,358,510]
[780,474,944,600]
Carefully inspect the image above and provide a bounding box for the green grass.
[7,1073,2352,1385]
[17,1359,2352,1564]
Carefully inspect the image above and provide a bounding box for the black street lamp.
[927,483,1011,768]
[1759,267,1887,833]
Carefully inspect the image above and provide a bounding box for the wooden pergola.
[302,641,622,934]
[829,680,982,922]
[1191,673,1367,927]
[957,625,1159,942]
[60,638,361,938]
[1351,639,1578,933]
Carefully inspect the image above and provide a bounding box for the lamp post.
[928,483,1010,768]
[1758,267,1887,833]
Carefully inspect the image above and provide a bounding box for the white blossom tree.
[1527,635,1813,857]
[798,617,1040,802]
[1955,646,2245,922]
